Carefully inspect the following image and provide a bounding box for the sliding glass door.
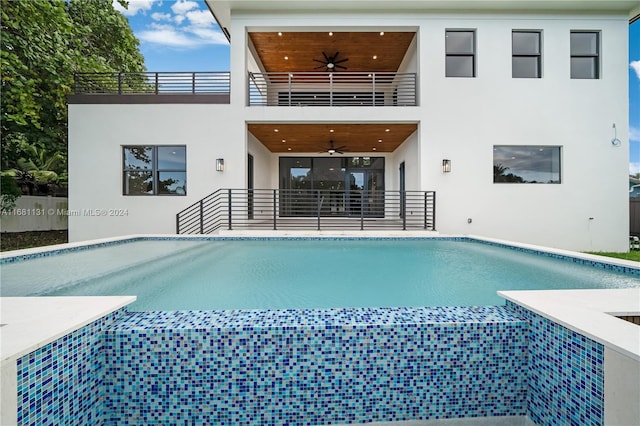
[279,157,384,217]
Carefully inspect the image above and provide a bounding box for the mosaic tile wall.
[16,309,127,426]
[103,306,528,425]
[507,302,605,425]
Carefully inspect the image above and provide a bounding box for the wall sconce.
[442,159,451,173]
[216,158,225,172]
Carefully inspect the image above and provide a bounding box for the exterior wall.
[390,130,420,191]
[417,15,629,251]
[68,104,248,241]
[604,347,640,425]
[0,196,68,232]
[68,10,629,251]
[248,131,274,188]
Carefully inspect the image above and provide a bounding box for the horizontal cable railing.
[177,189,435,234]
[249,72,417,106]
[74,72,231,95]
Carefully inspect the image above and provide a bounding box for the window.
[445,30,476,77]
[123,146,186,195]
[570,31,599,79]
[512,31,541,78]
[493,146,561,184]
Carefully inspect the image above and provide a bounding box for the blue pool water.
[2,238,638,310]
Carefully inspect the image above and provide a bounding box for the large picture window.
[493,146,561,184]
[123,145,186,195]
[445,30,476,77]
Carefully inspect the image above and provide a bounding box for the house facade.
[67,0,637,251]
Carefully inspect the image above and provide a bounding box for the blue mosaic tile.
[16,309,127,426]
[103,306,528,424]
[507,301,604,426]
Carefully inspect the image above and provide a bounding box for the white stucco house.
[68,0,639,251]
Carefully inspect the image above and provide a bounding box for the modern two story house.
[67,0,638,251]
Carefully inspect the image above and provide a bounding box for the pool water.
[2,239,638,310]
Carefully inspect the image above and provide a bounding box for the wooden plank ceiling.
[248,123,418,153]
[249,32,415,73]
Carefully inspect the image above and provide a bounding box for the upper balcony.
[248,71,416,107]
[69,71,230,104]
[246,30,418,107]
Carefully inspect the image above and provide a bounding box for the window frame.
[122,145,187,196]
[493,145,562,184]
[445,29,477,78]
[570,30,600,79]
[512,30,542,78]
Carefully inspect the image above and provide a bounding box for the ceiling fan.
[319,140,347,155]
[313,52,349,72]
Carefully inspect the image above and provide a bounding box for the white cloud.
[138,29,202,48]
[171,0,198,15]
[150,22,175,31]
[630,161,640,176]
[151,12,171,21]
[630,60,640,80]
[631,126,640,142]
[186,9,215,27]
[129,0,228,49]
[185,27,229,44]
[139,26,228,48]
[112,0,158,16]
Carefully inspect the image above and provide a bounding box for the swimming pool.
[2,237,638,310]
[4,236,639,425]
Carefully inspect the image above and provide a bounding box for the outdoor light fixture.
[216,158,225,172]
[442,159,451,173]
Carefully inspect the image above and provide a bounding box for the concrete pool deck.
[499,288,640,361]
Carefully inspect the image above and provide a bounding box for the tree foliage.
[1,0,145,192]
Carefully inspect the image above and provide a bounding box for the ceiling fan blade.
[314,65,327,70]
[334,145,347,150]
[313,59,327,64]
[335,65,347,70]
[336,150,344,154]
[334,58,349,64]
[322,52,330,62]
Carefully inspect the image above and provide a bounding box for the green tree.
[0,0,145,191]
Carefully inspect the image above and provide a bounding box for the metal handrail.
[176,189,435,234]
[248,72,417,106]
[74,72,231,95]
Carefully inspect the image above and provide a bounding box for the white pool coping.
[499,289,640,361]
[0,296,136,364]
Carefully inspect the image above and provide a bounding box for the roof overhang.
[206,0,640,38]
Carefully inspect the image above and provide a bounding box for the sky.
[114,0,639,175]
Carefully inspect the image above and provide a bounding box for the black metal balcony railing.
[249,72,417,106]
[177,189,436,234]
[74,72,231,95]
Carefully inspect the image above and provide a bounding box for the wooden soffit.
[248,123,418,153]
[248,32,415,73]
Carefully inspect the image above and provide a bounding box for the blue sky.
[114,0,639,174]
